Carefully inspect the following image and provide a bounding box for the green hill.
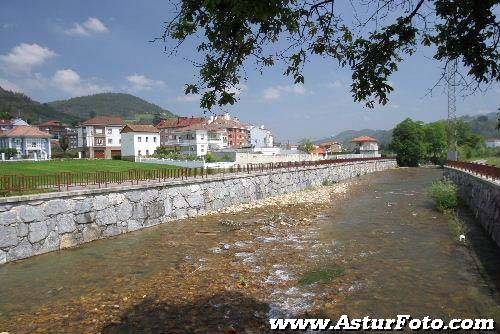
[48,93,175,123]
[0,87,82,124]
[317,112,498,148]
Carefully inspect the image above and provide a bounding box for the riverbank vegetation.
[391,118,494,167]
[427,179,466,240]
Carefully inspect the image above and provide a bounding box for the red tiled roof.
[0,119,13,125]
[172,121,225,132]
[80,116,125,126]
[350,136,378,143]
[319,140,341,147]
[209,117,250,130]
[121,124,159,133]
[311,147,327,154]
[0,126,52,138]
[39,120,63,127]
[156,117,205,129]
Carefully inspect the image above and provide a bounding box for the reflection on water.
[1,167,499,333]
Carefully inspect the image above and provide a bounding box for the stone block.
[76,212,95,224]
[116,201,133,221]
[39,231,60,253]
[16,223,28,237]
[127,220,142,232]
[82,224,101,242]
[74,198,93,214]
[172,194,188,209]
[7,239,33,261]
[0,250,6,264]
[96,207,118,226]
[0,210,19,225]
[125,191,142,202]
[18,205,43,222]
[43,199,68,216]
[28,221,48,243]
[0,225,17,248]
[56,214,77,234]
[93,195,109,211]
[186,192,204,208]
[60,234,78,249]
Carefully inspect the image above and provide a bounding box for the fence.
[137,157,235,169]
[446,160,500,181]
[0,157,394,196]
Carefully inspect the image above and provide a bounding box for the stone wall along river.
[0,159,396,264]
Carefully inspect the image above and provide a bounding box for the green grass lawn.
[0,159,178,176]
[486,157,500,167]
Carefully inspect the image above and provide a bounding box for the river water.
[0,167,499,333]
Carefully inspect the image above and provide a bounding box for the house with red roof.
[157,117,205,146]
[76,116,126,159]
[163,121,228,156]
[350,136,379,155]
[0,125,52,159]
[120,124,160,161]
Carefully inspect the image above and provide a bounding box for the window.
[119,139,121,144]
[108,138,113,144]
[107,128,112,135]
[31,141,36,147]
[153,137,157,143]
[146,149,149,156]
[138,136,142,142]
[138,150,141,156]
[145,137,149,142]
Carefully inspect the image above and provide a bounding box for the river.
[0,167,499,333]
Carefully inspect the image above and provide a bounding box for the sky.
[0,0,498,142]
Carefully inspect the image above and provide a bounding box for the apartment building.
[208,113,250,148]
[163,122,228,156]
[156,117,205,146]
[77,116,125,159]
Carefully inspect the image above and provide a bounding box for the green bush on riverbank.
[427,179,458,212]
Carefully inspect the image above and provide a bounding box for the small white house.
[350,136,379,156]
[485,137,500,148]
[120,124,160,161]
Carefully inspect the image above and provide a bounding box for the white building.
[485,137,500,148]
[76,116,125,159]
[0,126,52,159]
[120,124,160,160]
[163,123,228,156]
[350,136,379,155]
[250,125,274,149]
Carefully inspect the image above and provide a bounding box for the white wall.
[121,132,160,157]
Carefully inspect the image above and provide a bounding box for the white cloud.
[0,78,22,93]
[126,74,165,91]
[176,94,201,102]
[263,84,308,100]
[52,69,111,96]
[227,83,248,96]
[0,43,56,73]
[65,17,108,36]
[326,80,343,89]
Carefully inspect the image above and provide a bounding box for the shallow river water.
[0,167,499,333]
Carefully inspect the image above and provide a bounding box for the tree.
[0,148,18,159]
[298,139,316,154]
[158,0,500,110]
[391,118,425,166]
[423,121,447,164]
[59,135,69,153]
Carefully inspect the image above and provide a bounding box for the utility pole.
[446,59,458,161]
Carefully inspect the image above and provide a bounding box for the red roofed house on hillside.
[350,136,379,156]
[319,140,342,154]
[76,116,126,159]
[157,117,205,146]
[0,126,52,159]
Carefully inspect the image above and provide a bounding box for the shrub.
[0,148,18,159]
[427,179,458,211]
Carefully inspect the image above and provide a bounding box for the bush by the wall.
[427,179,458,212]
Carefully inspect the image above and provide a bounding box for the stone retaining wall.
[444,167,500,247]
[0,159,396,264]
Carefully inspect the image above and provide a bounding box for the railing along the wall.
[0,157,395,195]
[446,160,500,181]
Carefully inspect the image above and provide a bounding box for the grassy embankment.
[0,159,178,177]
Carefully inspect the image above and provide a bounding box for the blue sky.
[0,0,498,142]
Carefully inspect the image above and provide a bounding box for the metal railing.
[0,157,394,196]
[446,160,500,181]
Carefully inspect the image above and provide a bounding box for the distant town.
[0,113,381,164]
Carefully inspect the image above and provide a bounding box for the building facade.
[250,125,274,149]
[121,124,160,161]
[163,123,228,156]
[485,137,500,148]
[350,136,379,155]
[157,117,205,146]
[208,114,250,148]
[0,126,52,159]
[77,116,125,159]
[319,140,342,154]
[0,118,29,132]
